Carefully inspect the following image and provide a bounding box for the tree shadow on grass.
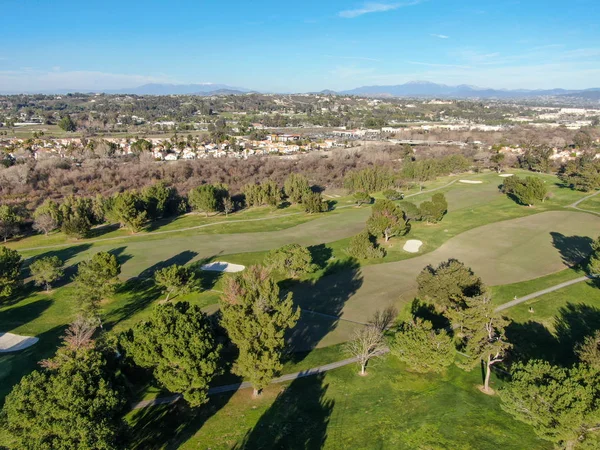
[505,320,557,365]
[234,373,334,450]
[88,223,121,238]
[550,232,593,267]
[286,259,362,353]
[554,302,600,365]
[127,389,237,450]
[504,302,600,368]
[137,251,199,279]
[189,254,224,292]
[410,299,451,331]
[308,244,333,270]
[103,279,162,330]
[0,298,52,334]
[22,244,93,278]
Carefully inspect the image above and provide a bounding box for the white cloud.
[0,68,175,93]
[430,34,449,39]
[339,1,423,18]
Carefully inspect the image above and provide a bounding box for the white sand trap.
[499,173,514,177]
[200,262,245,273]
[403,240,423,253]
[0,332,39,353]
[459,180,483,184]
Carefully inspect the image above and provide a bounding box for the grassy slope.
[126,357,550,450]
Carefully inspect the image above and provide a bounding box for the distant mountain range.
[335,81,600,99]
[3,81,599,99]
[104,83,253,95]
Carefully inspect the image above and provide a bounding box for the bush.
[383,189,404,200]
[346,230,385,259]
[353,191,372,207]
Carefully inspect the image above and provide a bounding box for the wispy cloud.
[323,54,381,62]
[430,34,449,39]
[338,1,423,19]
[407,60,471,69]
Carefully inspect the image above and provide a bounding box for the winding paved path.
[130,354,386,410]
[567,189,600,216]
[131,271,595,410]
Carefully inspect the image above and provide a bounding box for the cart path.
[131,271,592,410]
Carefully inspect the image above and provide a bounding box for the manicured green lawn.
[576,192,600,214]
[125,356,550,450]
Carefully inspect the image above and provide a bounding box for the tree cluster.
[501,175,548,206]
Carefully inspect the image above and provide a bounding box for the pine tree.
[220,266,300,396]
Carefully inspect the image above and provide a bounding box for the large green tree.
[265,244,316,278]
[367,199,409,242]
[457,295,511,393]
[73,252,121,320]
[284,173,311,203]
[500,361,600,449]
[2,343,126,449]
[0,246,22,299]
[220,266,300,396]
[346,230,385,259]
[111,191,148,232]
[501,175,548,206]
[390,318,454,373]
[0,204,21,242]
[417,259,487,334]
[302,191,328,214]
[419,193,448,223]
[188,184,219,216]
[121,302,221,406]
[58,114,77,132]
[154,264,196,301]
[29,256,64,291]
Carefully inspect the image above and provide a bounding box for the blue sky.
[1,0,599,92]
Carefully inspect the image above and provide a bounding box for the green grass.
[576,192,600,214]
[501,277,600,331]
[125,356,550,449]
[491,267,587,305]
[2,170,597,409]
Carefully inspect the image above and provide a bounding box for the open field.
[2,170,599,417]
[125,357,550,450]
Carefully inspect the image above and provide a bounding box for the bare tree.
[62,315,99,351]
[345,325,388,376]
[369,306,398,332]
[33,213,57,236]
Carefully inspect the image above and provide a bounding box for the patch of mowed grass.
[490,267,587,306]
[501,278,600,331]
[7,205,316,252]
[577,192,600,214]
[125,357,550,450]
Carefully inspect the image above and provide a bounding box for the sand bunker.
[200,262,245,273]
[403,240,423,253]
[0,332,39,352]
[459,180,483,184]
[499,173,514,177]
